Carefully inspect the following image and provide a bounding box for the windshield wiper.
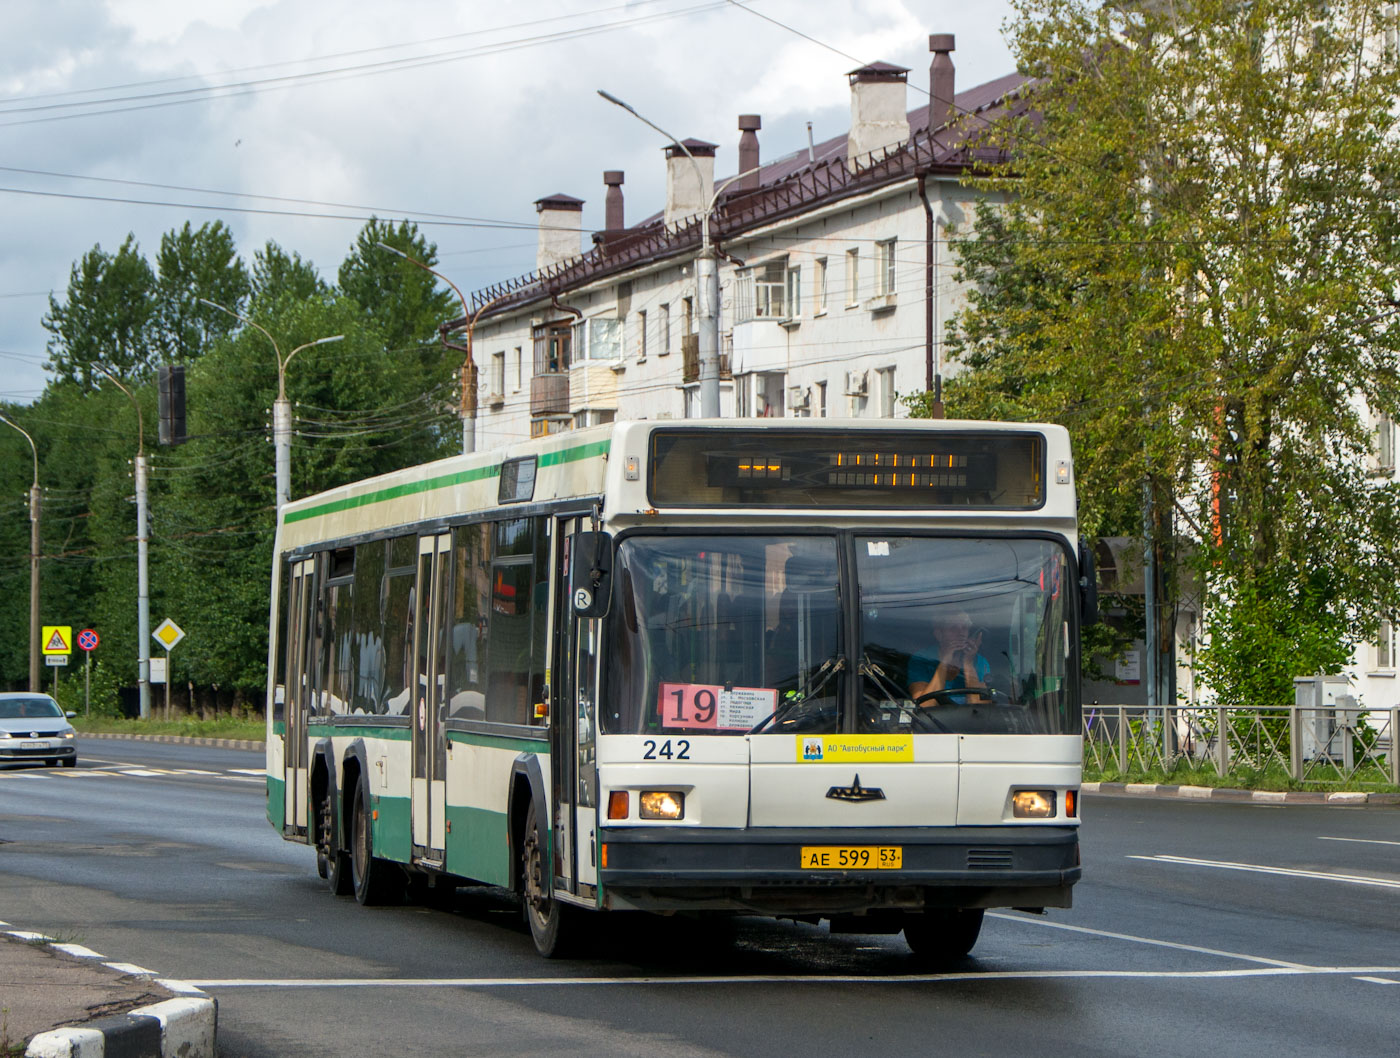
[749,654,846,733]
[858,654,909,702]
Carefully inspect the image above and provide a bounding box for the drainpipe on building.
[917,173,946,418]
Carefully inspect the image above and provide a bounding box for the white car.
[0,693,78,767]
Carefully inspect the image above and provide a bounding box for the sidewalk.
[0,929,215,1057]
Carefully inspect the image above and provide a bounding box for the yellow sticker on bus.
[796,735,914,763]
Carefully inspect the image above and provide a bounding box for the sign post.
[42,625,72,702]
[152,619,185,720]
[77,629,99,716]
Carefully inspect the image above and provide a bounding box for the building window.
[1379,619,1394,670]
[785,265,802,319]
[490,350,505,399]
[817,379,827,418]
[1378,413,1395,472]
[573,317,622,361]
[637,309,648,360]
[736,259,804,322]
[682,297,694,336]
[533,321,572,374]
[875,238,897,297]
[876,366,896,418]
[659,303,671,355]
[814,257,828,314]
[513,347,523,391]
[574,409,616,429]
[845,248,860,306]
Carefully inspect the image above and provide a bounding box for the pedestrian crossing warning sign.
[42,625,72,655]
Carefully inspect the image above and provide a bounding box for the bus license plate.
[800,846,902,870]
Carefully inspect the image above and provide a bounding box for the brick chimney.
[664,138,716,230]
[846,62,910,171]
[928,34,956,134]
[534,193,584,271]
[738,115,761,190]
[604,171,625,232]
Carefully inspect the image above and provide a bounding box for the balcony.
[681,335,732,384]
[530,372,569,416]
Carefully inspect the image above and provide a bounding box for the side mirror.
[570,531,613,619]
[1077,537,1099,627]
[65,711,77,719]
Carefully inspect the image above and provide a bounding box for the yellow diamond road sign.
[42,625,72,655]
[153,618,185,651]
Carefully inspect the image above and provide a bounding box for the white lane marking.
[1356,976,1400,985]
[119,769,169,777]
[188,965,1400,989]
[229,769,266,776]
[176,769,218,776]
[986,913,1308,968]
[1320,836,1400,848]
[1130,854,1400,891]
[6,931,51,942]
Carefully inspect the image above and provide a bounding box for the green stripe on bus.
[267,774,285,829]
[306,722,412,741]
[371,794,412,863]
[446,730,546,754]
[446,805,511,887]
[539,438,610,466]
[282,436,611,526]
[284,464,500,524]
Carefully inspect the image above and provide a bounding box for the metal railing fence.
[1083,703,1400,786]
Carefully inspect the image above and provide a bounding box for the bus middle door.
[411,533,451,865]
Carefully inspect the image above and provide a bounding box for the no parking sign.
[77,629,99,652]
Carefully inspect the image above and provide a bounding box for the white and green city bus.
[266,419,1092,958]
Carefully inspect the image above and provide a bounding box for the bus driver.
[907,608,990,705]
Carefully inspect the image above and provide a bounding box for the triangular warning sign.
[45,629,69,652]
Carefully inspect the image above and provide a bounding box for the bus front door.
[284,556,316,835]
[551,516,601,901]
[411,533,451,864]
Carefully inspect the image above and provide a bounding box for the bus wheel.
[351,778,396,906]
[520,800,574,958]
[903,909,984,961]
[320,790,352,896]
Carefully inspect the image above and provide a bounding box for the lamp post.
[198,299,343,511]
[0,413,41,692]
[372,243,495,455]
[95,365,151,719]
[598,92,763,419]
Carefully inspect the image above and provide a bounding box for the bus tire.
[351,777,396,906]
[903,908,984,961]
[520,800,576,958]
[319,790,352,896]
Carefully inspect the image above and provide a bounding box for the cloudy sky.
[0,0,1018,404]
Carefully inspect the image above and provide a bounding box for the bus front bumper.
[597,825,1080,914]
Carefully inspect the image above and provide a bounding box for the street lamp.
[198,299,343,511]
[0,413,41,692]
[94,365,152,719]
[372,242,501,455]
[598,90,760,420]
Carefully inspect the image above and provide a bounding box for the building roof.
[464,71,1031,325]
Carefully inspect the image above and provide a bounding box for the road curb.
[76,731,264,751]
[14,931,217,1058]
[1084,781,1400,805]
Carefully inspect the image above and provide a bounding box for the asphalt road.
[1,737,1398,1057]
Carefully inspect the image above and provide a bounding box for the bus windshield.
[602,533,1078,736]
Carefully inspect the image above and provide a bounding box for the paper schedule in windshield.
[657,683,778,730]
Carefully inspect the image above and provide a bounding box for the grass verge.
[71,715,265,742]
[1084,757,1399,794]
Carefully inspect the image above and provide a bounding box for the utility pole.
[1,413,41,692]
[96,367,151,718]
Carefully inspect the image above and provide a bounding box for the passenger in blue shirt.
[907,609,991,705]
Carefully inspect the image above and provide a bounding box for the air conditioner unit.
[845,370,868,396]
[788,385,810,409]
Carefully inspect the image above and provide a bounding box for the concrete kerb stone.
[1083,781,1399,805]
[11,929,217,1058]
[76,731,264,751]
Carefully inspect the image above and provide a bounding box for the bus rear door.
[411,533,451,864]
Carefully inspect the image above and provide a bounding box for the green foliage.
[337,218,458,354]
[251,240,327,308]
[42,235,157,389]
[152,220,251,364]
[932,0,1400,704]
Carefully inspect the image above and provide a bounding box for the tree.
[337,218,458,355]
[251,240,327,308]
[42,235,157,389]
[152,221,250,364]
[932,0,1400,705]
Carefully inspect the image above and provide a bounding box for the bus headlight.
[1012,790,1056,818]
[639,791,684,820]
